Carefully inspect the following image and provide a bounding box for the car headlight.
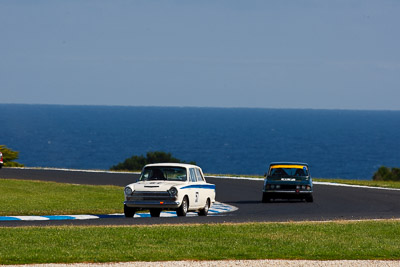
[168,187,178,197]
[124,187,133,195]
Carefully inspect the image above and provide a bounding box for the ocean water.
[0,104,399,180]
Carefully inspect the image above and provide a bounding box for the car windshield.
[269,165,309,178]
[140,167,187,182]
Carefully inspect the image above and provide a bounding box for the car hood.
[126,181,186,192]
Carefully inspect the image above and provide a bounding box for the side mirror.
[263,173,267,178]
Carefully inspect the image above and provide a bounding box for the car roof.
[143,163,200,169]
[269,162,309,167]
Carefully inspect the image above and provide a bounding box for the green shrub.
[0,145,24,167]
[373,166,400,181]
[110,151,195,171]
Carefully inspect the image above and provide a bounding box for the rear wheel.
[177,196,188,216]
[150,208,162,217]
[124,205,136,218]
[198,198,210,216]
[305,194,314,203]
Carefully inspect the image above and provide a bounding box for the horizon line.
[0,102,399,112]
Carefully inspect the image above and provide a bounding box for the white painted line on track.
[0,202,238,221]
[8,167,140,175]
[206,175,263,181]
[313,181,400,191]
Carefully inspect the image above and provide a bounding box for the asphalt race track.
[1,168,400,227]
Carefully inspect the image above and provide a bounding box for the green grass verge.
[1,221,400,264]
[0,179,123,216]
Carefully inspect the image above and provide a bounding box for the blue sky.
[1,0,399,110]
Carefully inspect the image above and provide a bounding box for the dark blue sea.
[1,104,399,180]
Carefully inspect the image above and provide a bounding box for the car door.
[194,167,208,207]
[188,168,202,209]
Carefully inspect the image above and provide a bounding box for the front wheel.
[176,196,188,216]
[198,198,210,216]
[124,204,136,218]
[262,192,271,203]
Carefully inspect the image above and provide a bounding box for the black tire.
[198,198,210,216]
[124,204,136,218]
[177,196,188,216]
[262,192,271,203]
[305,194,314,203]
[150,208,162,217]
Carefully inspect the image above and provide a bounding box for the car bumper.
[263,189,313,194]
[263,190,313,200]
[124,200,181,209]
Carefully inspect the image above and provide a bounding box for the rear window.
[195,168,205,182]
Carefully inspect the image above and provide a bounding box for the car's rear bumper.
[124,200,181,209]
[262,190,313,200]
[263,190,313,194]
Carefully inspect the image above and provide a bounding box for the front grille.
[127,191,171,201]
[134,191,170,197]
[267,184,312,191]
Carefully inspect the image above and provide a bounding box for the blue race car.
[262,162,313,202]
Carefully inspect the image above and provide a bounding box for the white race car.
[124,163,216,218]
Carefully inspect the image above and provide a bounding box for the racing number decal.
[195,192,199,203]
